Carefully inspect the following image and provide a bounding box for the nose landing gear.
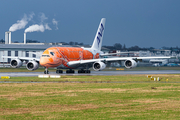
[44,68,49,74]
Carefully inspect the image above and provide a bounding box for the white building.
[0,44,68,64]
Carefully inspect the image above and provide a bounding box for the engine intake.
[26,61,39,71]
[93,62,106,71]
[10,59,23,68]
[124,59,137,69]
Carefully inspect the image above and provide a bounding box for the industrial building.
[1,31,67,64]
[0,44,56,63]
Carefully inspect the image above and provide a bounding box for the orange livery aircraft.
[3,18,171,74]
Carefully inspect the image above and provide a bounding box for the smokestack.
[9,31,11,44]
[5,32,9,44]
[24,32,26,44]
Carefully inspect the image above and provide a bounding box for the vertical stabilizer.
[91,18,106,50]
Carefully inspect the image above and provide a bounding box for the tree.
[75,42,78,45]
[26,39,40,43]
[149,47,155,50]
[128,45,140,51]
[114,43,122,50]
[122,44,126,50]
[69,41,75,45]
[0,39,5,43]
[61,42,69,45]
[78,42,84,45]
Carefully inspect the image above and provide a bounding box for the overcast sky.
[0,0,180,48]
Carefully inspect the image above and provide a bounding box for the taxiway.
[0,70,180,77]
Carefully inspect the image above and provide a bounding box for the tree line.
[0,39,40,43]
[0,38,179,52]
[103,43,155,51]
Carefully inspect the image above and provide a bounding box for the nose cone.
[40,57,47,67]
[40,49,50,67]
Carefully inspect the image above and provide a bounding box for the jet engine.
[124,59,137,69]
[26,61,39,71]
[10,59,23,68]
[93,62,106,71]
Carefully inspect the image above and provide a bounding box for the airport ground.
[1,66,180,73]
[0,74,180,119]
[0,67,180,77]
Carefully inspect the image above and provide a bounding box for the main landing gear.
[66,69,75,74]
[55,69,75,74]
[57,69,91,74]
[78,69,91,73]
[43,68,91,74]
[56,69,63,74]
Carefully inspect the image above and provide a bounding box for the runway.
[0,70,180,77]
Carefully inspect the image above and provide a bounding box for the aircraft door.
[79,51,83,60]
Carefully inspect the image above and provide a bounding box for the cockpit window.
[50,52,55,56]
[42,55,50,57]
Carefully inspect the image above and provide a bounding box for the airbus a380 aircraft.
[3,18,171,74]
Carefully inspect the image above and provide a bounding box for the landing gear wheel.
[44,70,49,74]
[56,70,63,74]
[85,70,91,73]
[44,68,49,74]
[78,69,90,74]
[66,69,75,74]
[78,70,84,73]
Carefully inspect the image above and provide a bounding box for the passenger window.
[50,52,55,56]
[42,55,50,57]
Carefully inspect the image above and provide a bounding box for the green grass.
[0,74,180,82]
[0,75,180,119]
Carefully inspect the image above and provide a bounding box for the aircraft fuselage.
[40,47,100,69]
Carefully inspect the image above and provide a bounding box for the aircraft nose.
[40,57,47,67]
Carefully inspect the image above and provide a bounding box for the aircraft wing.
[2,56,40,61]
[100,52,135,56]
[67,56,171,66]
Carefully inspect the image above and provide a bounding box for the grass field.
[0,75,180,119]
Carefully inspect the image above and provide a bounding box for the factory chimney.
[24,32,26,44]
[9,31,11,44]
[5,31,12,44]
[5,32,9,44]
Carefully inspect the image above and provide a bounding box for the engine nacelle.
[93,62,106,71]
[124,59,137,69]
[26,61,39,71]
[10,59,23,68]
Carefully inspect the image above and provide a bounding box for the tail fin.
[91,18,106,51]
